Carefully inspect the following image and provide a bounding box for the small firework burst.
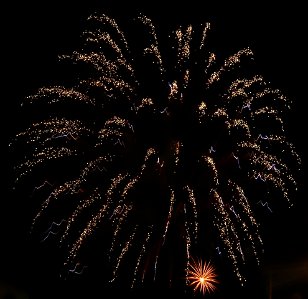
[187,258,219,295]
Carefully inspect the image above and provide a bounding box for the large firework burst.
[11,13,300,289]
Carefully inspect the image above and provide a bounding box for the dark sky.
[3,1,308,298]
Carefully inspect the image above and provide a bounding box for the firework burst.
[10,13,300,289]
[187,258,218,295]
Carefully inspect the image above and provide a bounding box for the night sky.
[3,1,308,298]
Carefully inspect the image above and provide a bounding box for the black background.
[3,1,308,298]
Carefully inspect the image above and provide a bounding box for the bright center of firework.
[199,277,205,283]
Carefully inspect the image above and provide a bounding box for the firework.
[187,258,218,295]
[10,13,300,289]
